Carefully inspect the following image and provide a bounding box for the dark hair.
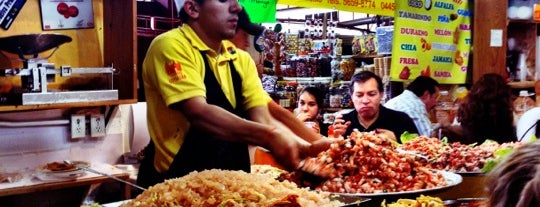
[298,86,324,110]
[457,73,516,144]
[487,140,540,207]
[178,0,204,22]
[349,71,384,94]
[407,76,439,97]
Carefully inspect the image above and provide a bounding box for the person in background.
[384,76,440,136]
[486,140,540,207]
[437,73,516,144]
[137,0,328,189]
[233,7,324,143]
[515,107,540,142]
[231,8,327,166]
[296,86,329,136]
[332,71,418,141]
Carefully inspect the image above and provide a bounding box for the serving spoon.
[63,160,147,191]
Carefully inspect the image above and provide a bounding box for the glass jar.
[274,81,290,108]
[340,57,355,81]
[329,86,343,108]
[508,0,533,20]
[435,90,457,125]
[332,57,344,81]
[513,90,535,123]
[285,82,298,108]
[339,83,352,108]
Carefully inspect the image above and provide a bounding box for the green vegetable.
[481,147,516,173]
[440,137,448,143]
[218,199,238,207]
[400,131,419,144]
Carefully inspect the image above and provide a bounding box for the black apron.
[136,51,250,190]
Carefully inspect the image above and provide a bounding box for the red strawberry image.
[57,2,68,15]
[399,66,411,80]
[57,3,79,18]
[68,6,79,17]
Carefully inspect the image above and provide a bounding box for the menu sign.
[40,0,94,30]
[0,0,26,30]
[389,0,471,84]
[277,0,395,17]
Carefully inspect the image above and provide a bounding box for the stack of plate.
[36,161,89,180]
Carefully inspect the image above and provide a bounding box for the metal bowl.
[0,33,72,56]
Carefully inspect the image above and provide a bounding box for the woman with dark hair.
[438,73,517,144]
[296,86,329,136]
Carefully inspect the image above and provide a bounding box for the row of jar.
[272,80,354,109]
[280,55,356,81]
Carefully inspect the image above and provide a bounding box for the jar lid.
[519,90,534,97]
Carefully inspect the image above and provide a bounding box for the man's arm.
[171,97,308,169]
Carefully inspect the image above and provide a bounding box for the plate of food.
[330,171,462,198]
[278,131,464,198]
[398,136,524,175]
[36,161,89,179]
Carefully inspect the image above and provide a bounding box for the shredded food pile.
[280,131,447,194]
[398,136,524,172]
[121,169,343,207]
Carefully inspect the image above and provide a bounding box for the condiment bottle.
[435,90,457,125]
[513,90,536,124]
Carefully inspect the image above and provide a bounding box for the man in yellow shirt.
[137,0,327,189]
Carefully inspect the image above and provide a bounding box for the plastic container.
[285,82,297,107]
[435,90,458,125]
[329,86,343,108]
[453,86,469,105]
[376,26,394,55]
[535,3,540,20]
[536,79,540,103]
[516,53,528,81]
[513,90,536,123]
[508,0,534,20]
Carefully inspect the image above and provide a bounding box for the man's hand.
[300,138,332,158]
[332,114,351,138]
[266,128,309,171]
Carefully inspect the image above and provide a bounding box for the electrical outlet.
[71,114,86,138]
[90,114,106,137]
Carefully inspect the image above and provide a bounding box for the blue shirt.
[384,90,432,136]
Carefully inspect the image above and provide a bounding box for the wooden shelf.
[0,99,136,112]
[0,164,131,199]
[0,1,137,113]
[324,107,353,113]
[507,19,540,24]
[508,81,536,89]
[351,54,386,59]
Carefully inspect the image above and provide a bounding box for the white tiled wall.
[0,104,146,172]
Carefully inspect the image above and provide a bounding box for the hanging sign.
[0,0,26,30]
[389,0,471,84]
[239,0,277,23]
[39,0,94,30]
[277,0,395,17]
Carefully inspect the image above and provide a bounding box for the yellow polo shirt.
[142,25,267,172]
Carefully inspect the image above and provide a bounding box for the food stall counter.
[0,163,131,206]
